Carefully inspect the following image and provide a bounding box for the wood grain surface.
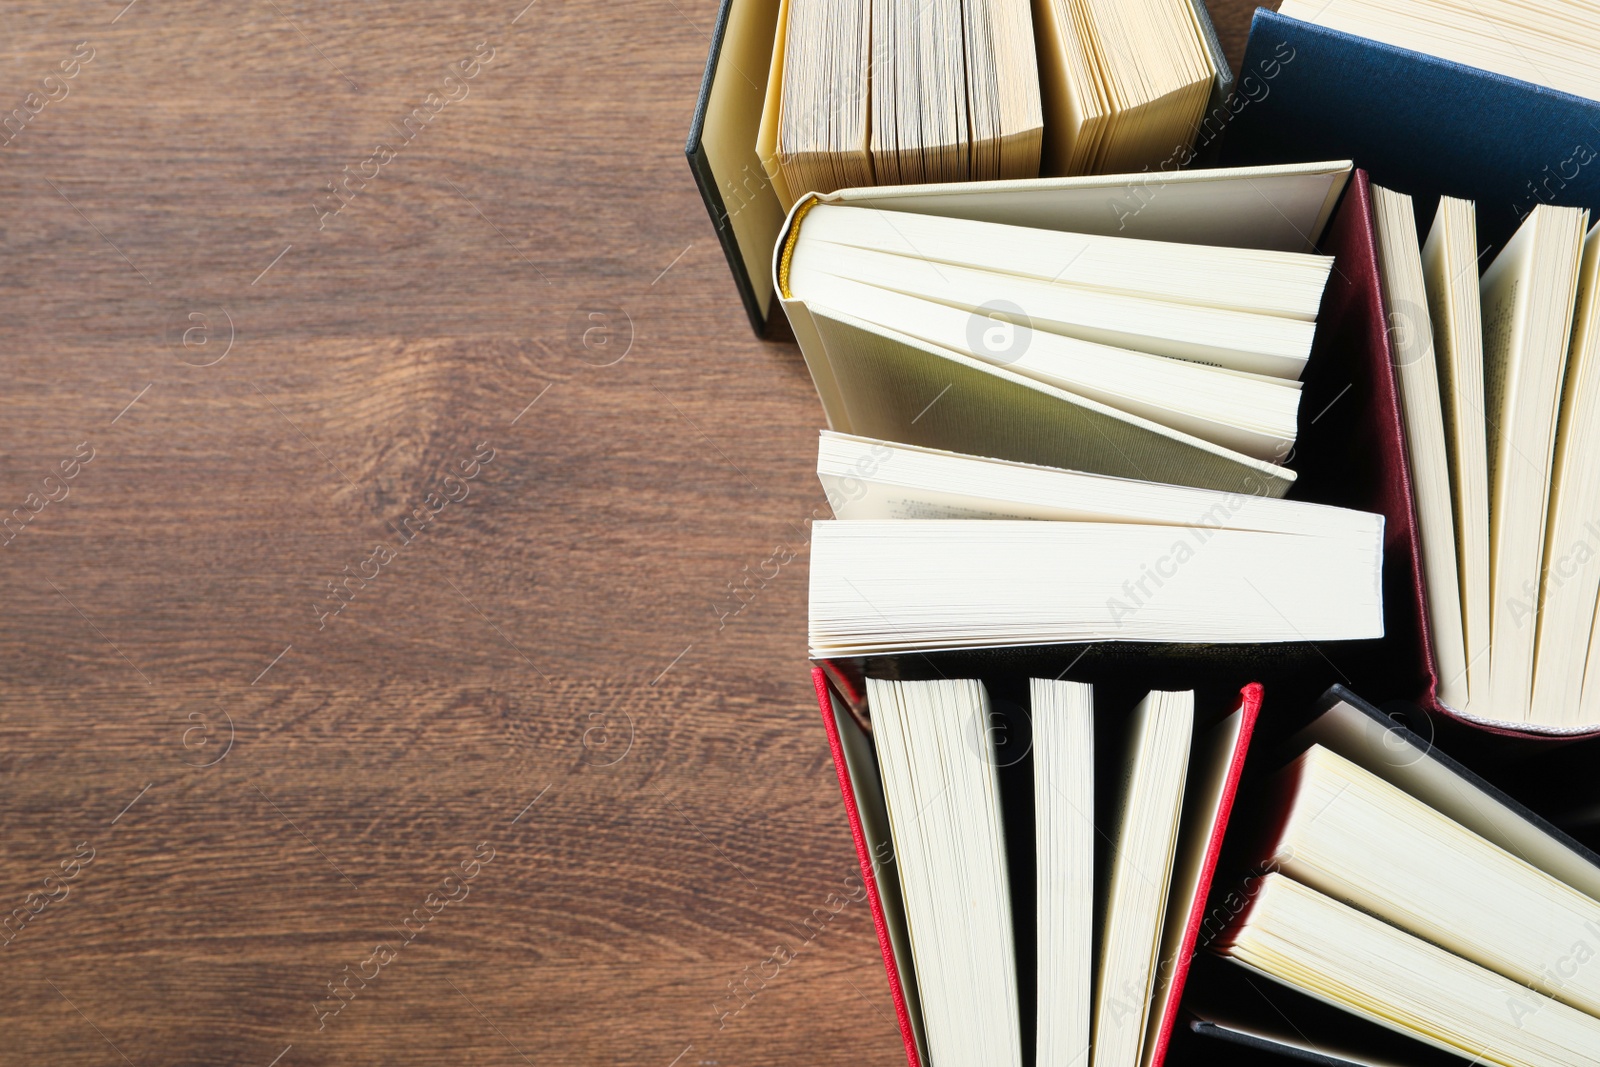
[0,2,1262,1064]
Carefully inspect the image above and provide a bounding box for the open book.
[759,0,1042,205]
[689,0,1236,335]
[776,163,1350,496]
[1372,185,1600,727]
[1215,686,1600,1067]
[862,676,1257,1067]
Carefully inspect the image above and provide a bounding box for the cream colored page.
[1277,0,1600,103]
[702,0,786,312]
[817,433,1377,534]
[828,696,928,1063]
[1296,698,1600,899]
[1140,708,1244,1067]
[1421,198,1490,708]
[1480,222,1538,719]
[1228,874,1600,1067]
[823,475,1039,519]
[1092,692,1192,1067]
[1273,747,1600,1017]
[753,0,793,210]
[1536,224,1600,725]
[1373,186,1467,709]
[832,162,1351,252]
[806,308,1296,495]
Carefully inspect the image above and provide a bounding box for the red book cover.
[1145,682,1262,1067]
[814,665,1262,1067]
[813,665,923,1067]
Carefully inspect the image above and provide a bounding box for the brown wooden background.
[0,2,1261,1064]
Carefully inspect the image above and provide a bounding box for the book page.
[1295,697,1600,901]
[1141,705,1247,1067]
[828,162,1352,252]
[1372,185,1467,708]
[806,308,1296,495]
[1421,197,1491,710]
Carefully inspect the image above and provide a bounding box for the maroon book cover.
[1293,171,1600,741]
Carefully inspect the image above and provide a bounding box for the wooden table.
[0,2,1260,1063]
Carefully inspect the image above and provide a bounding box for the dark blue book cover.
[1219,7,1600,251]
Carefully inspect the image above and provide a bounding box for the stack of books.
[689,0,1233,334]
[686,2,1600,1066]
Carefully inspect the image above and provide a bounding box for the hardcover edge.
[812,664,923,1067]
[1254,8,1600,117]
[1318,684,1600,866]
[1191,0,1235,104]
[1349,170,1441,715]
[1188,1017,1388,1067]
[685,0,771,337]
[1148,681,1263,1067]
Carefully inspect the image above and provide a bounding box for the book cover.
[814,663,1261,1067]
[1220,8,1600,254]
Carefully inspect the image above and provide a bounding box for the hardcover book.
[687,0,1236,336]
[1220,8,1600,255]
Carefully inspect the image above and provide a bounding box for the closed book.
[1219,8,1600,255]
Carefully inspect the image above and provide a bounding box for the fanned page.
[796,202,1334,319]
[1032,680,1094,1067]
[1264,745,1600,1018]
[1091,691,1193,1067]
[1480,205,1587,722]
[778,186,1346,496]
[775,0,1040,203]
[867,678,1023,1067]
[1370,184,1467,710]
[1140,699,1253,1067]
[1537,222,1600,728]
[1294,691,1600,902]
[789,272,1301,462]
[1036,0,1216,175]
[1220,874,1600,1067]
[816,431,1378,537]
[792,240,1317,378]
[803,308,1296,496]
[1420,196,1490,714]
[775,0,873,199]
